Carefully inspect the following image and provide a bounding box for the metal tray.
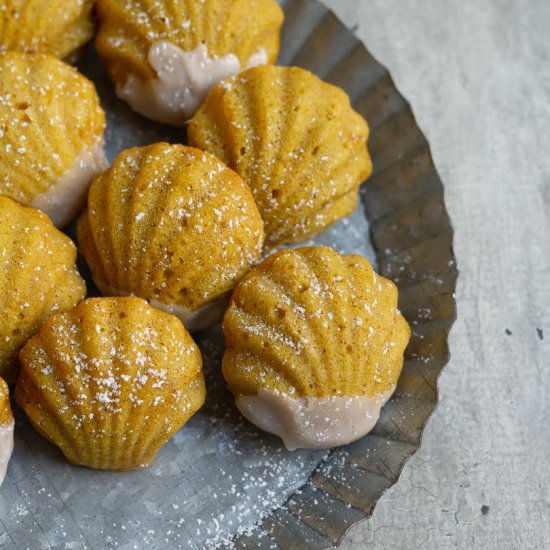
[0,1,458,548]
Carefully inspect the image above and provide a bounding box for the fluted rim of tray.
[230,1,458,548]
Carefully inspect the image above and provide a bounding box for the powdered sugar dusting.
[16,297,204,471]
[0,52,105,206]
[5,326,327,548]
[80,144,264,323]
[1,34,388,549]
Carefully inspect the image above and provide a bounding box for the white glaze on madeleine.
[31,140,108,227]
[236,387,395,450]
[117,42,268,126]
[0,421,14,487]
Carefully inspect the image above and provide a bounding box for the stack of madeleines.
[0,0,410,481]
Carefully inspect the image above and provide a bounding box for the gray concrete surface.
[321,1,550,548]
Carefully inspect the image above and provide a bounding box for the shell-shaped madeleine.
[0,377,14,486]
[223,246,409,399]
[0,0,94,58]
[222,246,410,449]
[77,143,264,332]
[0,52,107,227]
[0,197,86,385]
[96,0,284,124]
[15,297,206,471]
[189,65,373,248]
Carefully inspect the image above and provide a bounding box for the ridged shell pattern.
[96,0,284,82]
[0,378,12,427]
[15,297,206,471]
[0,52,106,209]
[189,65,372,248]
[77,143,264,323]
[0,0,94,58]
[0,197,86,385]
[223,246,410,399]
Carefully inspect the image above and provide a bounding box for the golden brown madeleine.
[0,52,107,227]
[96,0,284,125]
[0,197,86,385]
[189,65,372,248]
[0,378,14,487]
[0,0,94,59]
[77,143,264,332]
[0,379,11,427]
[222,246,410,450]
[16,297,206,471]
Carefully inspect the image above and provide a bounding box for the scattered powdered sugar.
[3,327,328,549]
[284,201,375,262]
[0,197,85,385]
[0,42,404,549]
[24,302,199,436]
[0,53,104,205]
[83,143,263,327]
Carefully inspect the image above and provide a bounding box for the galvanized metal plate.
[0,1,457,548]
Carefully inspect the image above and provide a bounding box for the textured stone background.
[322,1,550,548]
